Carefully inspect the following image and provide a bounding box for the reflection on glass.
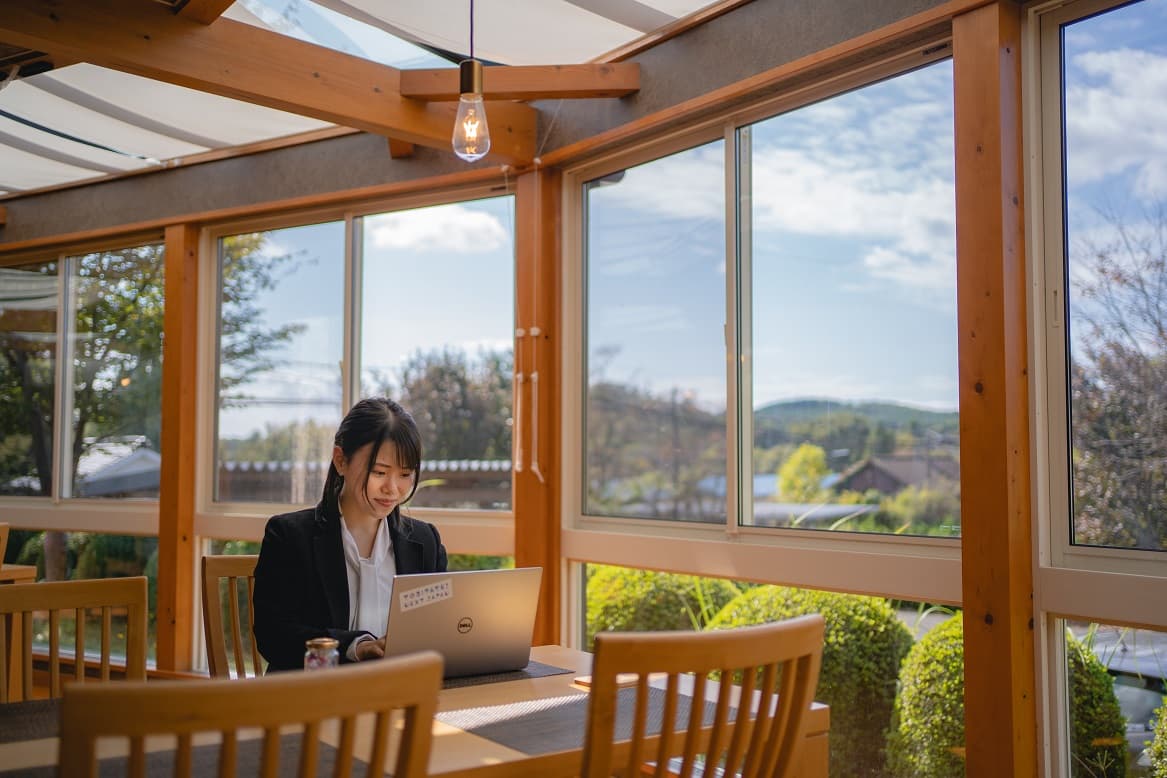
[746,60,960,536]
[358,196,515,510]
[68,245,165,499]
[215,222,344,503]
[584,141,727,522]
[13,529,159,661]
[1063,0,1167,551]
[1064,620,1166,776]
[0,261,57,496]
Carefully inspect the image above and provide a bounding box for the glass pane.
[746,61,960,536]
[1062,0,1167,551]
[1064,620,1166,776]
[14,530,158,662]
[358,196,515,511]
[0,261,57,496]
[584,563,936,776]
[68,244,165,499]
[215,222,345,503]
[583,140,727,522]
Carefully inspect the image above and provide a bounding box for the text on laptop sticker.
[399,579,453,612]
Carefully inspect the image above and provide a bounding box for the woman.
[253,397,447,671]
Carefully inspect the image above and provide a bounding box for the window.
[66,245,165,499]
[1034,0,1167,774]
[358,196,515,510]
[0,260,57,497]
[582,140,727,523]
[214,221,345,504]
[1057,0,1167,553]
[210,193,516,510]
[744,61,959,536]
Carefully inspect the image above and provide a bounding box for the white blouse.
[339,515,397,658]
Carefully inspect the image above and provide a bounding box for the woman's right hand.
[354,635,387,661]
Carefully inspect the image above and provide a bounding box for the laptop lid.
[383,567,542,678]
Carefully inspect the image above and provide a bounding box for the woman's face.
[333,441,416,521]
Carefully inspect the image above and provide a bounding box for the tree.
[1069,205,1167,549]
[777,442,829,502]
[376,346,513,461]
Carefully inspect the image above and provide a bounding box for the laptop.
[383,566,542,678]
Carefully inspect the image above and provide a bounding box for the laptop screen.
[382,566,542,678]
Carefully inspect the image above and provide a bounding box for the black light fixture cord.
[470,0,475,60]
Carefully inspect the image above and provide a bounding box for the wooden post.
[156,223,200,671]
[952,3,1037,775]
[514,168,562,645]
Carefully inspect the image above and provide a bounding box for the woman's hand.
[353,635,387,661]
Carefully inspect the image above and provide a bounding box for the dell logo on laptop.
[457,617,474,634]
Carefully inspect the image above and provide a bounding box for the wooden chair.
[0,522,9,563]
[0,575,148,703]
[581,614,825,778]
[201,554,264,679]
[60,649,444,778]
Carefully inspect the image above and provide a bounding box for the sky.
[586,60,958,414]
[216,0,1166,440]
[217,199,515,439]
[1062,0,1167,358]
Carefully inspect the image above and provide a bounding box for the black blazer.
[253,499,447,672]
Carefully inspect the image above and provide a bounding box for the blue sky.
[1063,0,1167,358]
[217,199,515,439]
[586,60,958,414]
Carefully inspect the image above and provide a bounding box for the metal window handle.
[529,370,544,483]
[513,372,524,473]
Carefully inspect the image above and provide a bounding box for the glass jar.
[304,637,339,671]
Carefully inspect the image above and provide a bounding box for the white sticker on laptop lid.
[399,579,452,611]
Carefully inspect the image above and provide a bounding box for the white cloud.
[1065,48,1167,198]
[366,204,509,253]
[594,145,724,221]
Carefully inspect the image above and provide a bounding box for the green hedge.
[585,565,739,650]
[887,615,1127,777]
[885,614,965,777]
[1150,698,1167,778]
[707,586,913,778]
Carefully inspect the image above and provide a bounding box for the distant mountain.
[754,398,958,428]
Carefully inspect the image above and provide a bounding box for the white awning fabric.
[0,0,722,197]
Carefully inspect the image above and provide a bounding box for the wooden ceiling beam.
[0,0,536,163]
[400,63,640,101]
[175,0,235,25]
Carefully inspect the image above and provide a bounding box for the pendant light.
[452,0,490,162]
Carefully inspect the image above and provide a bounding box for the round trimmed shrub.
[1149,697,1167,777]
[886,614,965,777]
[888,615,1127,777]
[707,586,913,778]
[1066,635,1126,777]
[585,565,739,650]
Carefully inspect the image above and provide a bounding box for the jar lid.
[305,637,339,650]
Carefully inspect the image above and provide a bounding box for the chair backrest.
[0,575,148,703]
[60,649,444,778]
[201,554,263,679]
[581,614,825,778]
[0,522,9,562]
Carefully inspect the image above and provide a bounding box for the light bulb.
[452,60,490,162]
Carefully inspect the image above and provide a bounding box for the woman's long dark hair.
[322,397,422,522]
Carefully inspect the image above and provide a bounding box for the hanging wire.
[469,0,475,60]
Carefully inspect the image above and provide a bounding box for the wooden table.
[0,645,829,776]
[1,564,37,703]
